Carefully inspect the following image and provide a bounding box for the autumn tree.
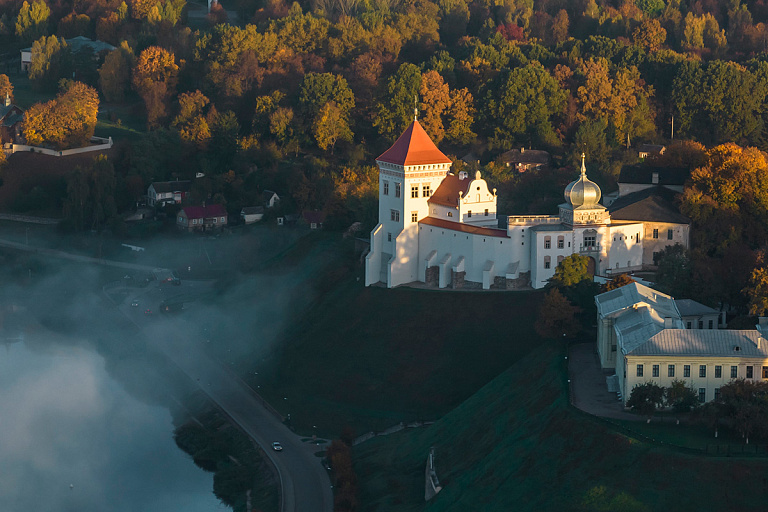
[665,379,699,414]
[171,90,212,148]
[63,155,117,231]
[313,101,352,153]
[0,75,14,103]
[23,81,99,149]
[744,264,768,316]
[57,12,90,38]
[418,70,450,143]
[535,288,581,338]
[600,273,635,293]
[15,0,50,44]
[132,46,179,128]
[632,18,666,51]
[550,254,592,288]
[98,41,135,102]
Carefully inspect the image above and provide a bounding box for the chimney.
[652,172,659,184]
[664,317,675,329]
[459,171,467,180]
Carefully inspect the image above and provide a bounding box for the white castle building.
[365,120,667,290]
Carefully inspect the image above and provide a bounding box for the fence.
[6,136,113,157]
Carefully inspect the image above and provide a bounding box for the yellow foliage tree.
[132,46,178,128]
[22,81,99,149]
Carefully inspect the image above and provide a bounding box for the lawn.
[353,343,768,512]
[242,235,547,436]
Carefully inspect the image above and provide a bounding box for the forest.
[3,0,768,311]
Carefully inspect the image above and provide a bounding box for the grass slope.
[250,239,546,436]
[354,342,768,512]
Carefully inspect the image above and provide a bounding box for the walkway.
[568,342,643,421]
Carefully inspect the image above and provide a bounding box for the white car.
[271,442,283,451]
[131,300,139,307]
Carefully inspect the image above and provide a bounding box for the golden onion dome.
[564,154,601,208]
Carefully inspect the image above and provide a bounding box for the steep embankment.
[354,343,768,511]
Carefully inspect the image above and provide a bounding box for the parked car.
[271,442,283,451]
[131,300,139,307]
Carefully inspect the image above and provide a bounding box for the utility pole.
[671,114,674,140]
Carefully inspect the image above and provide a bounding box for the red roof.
[428,173,472,207]
[419,216,509,238]
[182,204,227,219]
[376,120,452,166]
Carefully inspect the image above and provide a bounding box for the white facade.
[366,123,647,290]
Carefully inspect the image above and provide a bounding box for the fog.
[0,226,319,511]
[0,335,224,512]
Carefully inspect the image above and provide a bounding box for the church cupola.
[564,153,602,208]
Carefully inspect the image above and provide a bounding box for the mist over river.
[0,329,225,512]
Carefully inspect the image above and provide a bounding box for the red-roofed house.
[177,204,228,232]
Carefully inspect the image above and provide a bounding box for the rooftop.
[500,148,551,165]
[595,281,679,319]
[419,216,509,238]
[428,173,472,207]
[377,120,452,166]
[618,165,689,186]
[151,180,191,194]
[674,299,720,318]
[181,204,227,219]
[631,329,768,358]
[609,187,691,224]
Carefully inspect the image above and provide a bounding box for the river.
[0,318,226,512]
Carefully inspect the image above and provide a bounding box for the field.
[353,343,768,511]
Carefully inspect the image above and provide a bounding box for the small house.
[302,210,325,230]
[241,206,264,224]
[638,144,666,159]
[0,94,23,144]
[148,181,191,207]
[177,204,228,232]
[21,36,115,73]
[263,190,280,208]
[500,148,550,172]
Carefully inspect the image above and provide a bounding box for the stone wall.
[493,276,506,289]
[451,270,465,289]
[425,266,439,287]
[507,271,531,289]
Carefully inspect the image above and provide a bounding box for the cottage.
[241,206,265,224]
[177,204,228,232]
[263,190,280,208]
[500,148,551,172]
[0,94,23,144]
[148,181,191,207]
[302,210,325,230]
[637,144,666,159]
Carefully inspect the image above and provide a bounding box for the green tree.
[15,0,50,44]
[665,379,699,414]
[482,62,566,147]
[627,382,665,419]
[28,35,68,92]
[299,72,355,118]
[653,244,691,297]
[374,63,422,140]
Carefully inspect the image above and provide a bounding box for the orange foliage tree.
[23,81,99,150]
[132,46,178,128]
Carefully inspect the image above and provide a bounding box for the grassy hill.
[243,235,548,436]
[353,342,768,512]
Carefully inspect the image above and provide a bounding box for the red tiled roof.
[376,120,452,166]
[182,204,227,219]
[428,173,472,207]
[419,216,509,238]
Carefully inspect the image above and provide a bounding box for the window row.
[466,209,490,218]
[543,236,566,249]
[685,320,716,329]
[637,364,768,379]
[652,228,674,240]
[382,181,402,197]
[543,255,565,269]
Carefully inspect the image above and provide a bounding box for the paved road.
[118,281,334,512]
